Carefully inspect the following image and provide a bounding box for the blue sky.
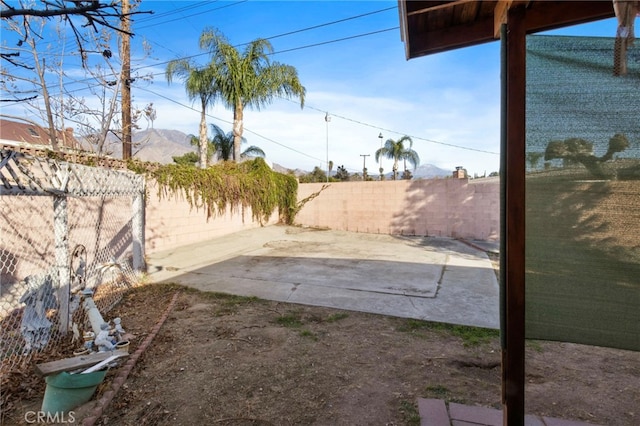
[1,1,623,176]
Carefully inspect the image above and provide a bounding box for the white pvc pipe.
[82,294,105,335]
[81,354,125,374]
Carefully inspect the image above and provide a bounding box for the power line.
[134,1,224,24]
[29,23,399,98]
[21,19,398,100]
[23,22,398,104]
[292,101,500,156]
[131,6,398,73]
[136,1,247,30]
[16,62,498,163]
[10,61,498,161]
[255,6,397,42]
[9,6,398,95]
[10,3,395,74]
[137,83,496,174]
[135,86,325,164]
[1,1,247,73]
[130,25,399,76]
[273,27,398,56]
[4,5,497,161]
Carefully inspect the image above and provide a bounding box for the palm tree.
[241,145,266,159]
[199,28,306,161]
[166,60,218,169]
[209,124,265,161]
[188,134,216,164]
[375,136,420,180]
[208,125,232,162]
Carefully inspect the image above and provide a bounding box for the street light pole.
[325,113,331,182]
[378,132,384,180]
[360,154,370,180]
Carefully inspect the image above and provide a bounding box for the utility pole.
[378,133,384,180]
[324,112,331,182]
[360,154,370,180]
[120,0,132,160]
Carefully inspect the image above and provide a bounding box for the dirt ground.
[2,281,639,426]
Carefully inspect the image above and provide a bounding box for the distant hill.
[272,163,307,176]
[132,129,193,164]
[412,164,451,179]
[100,128,193,164]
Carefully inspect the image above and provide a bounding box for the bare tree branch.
[2,1,151,70]
[1,52,35,69]
[1,1,151,35]
[1,2,102,18]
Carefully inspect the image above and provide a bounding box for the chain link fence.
[0,149,145,373]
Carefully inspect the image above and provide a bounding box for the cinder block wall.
[144,177,500,254]
[294,178,499,240]
[144,181,279,254]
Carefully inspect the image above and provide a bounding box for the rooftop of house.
[0,118,78,149]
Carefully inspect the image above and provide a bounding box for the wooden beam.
[523,1,614,34]
[502,5,527,425]
[407,16,495,58]
[494,1,513,38]
[35,350,129,376]
[407,0,477,17]
[402,0,615,59]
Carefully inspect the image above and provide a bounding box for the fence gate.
[0,149,145,372]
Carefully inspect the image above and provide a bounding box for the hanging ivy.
[128,158,298,225]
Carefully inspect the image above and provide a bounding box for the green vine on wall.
[128,158,298,225]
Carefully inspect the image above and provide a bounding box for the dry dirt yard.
[2,283,639,426]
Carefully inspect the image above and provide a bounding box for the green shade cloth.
[525,35,639,351]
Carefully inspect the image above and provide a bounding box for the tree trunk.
[199,100,208,168]
[34,56,58,151]
[233,100,244,162]
[96,80,122,156]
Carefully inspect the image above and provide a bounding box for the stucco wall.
[294,178,499,240]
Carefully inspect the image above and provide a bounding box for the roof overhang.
[399,0,616,59]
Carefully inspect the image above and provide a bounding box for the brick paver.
[418,399,449,426]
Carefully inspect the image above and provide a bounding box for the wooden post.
[502,5,526,425]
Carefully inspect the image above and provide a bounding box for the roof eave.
[401,0,616,59]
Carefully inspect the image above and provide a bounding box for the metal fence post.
[131,182,146,273]
[53,195,70,334]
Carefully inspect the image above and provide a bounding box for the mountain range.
[409,164,451,179]
[107,128,451,178]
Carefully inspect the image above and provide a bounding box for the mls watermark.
[24,411,76,424]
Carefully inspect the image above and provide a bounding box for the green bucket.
[41,370,107,414]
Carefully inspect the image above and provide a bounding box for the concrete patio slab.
[146,225,500,329]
